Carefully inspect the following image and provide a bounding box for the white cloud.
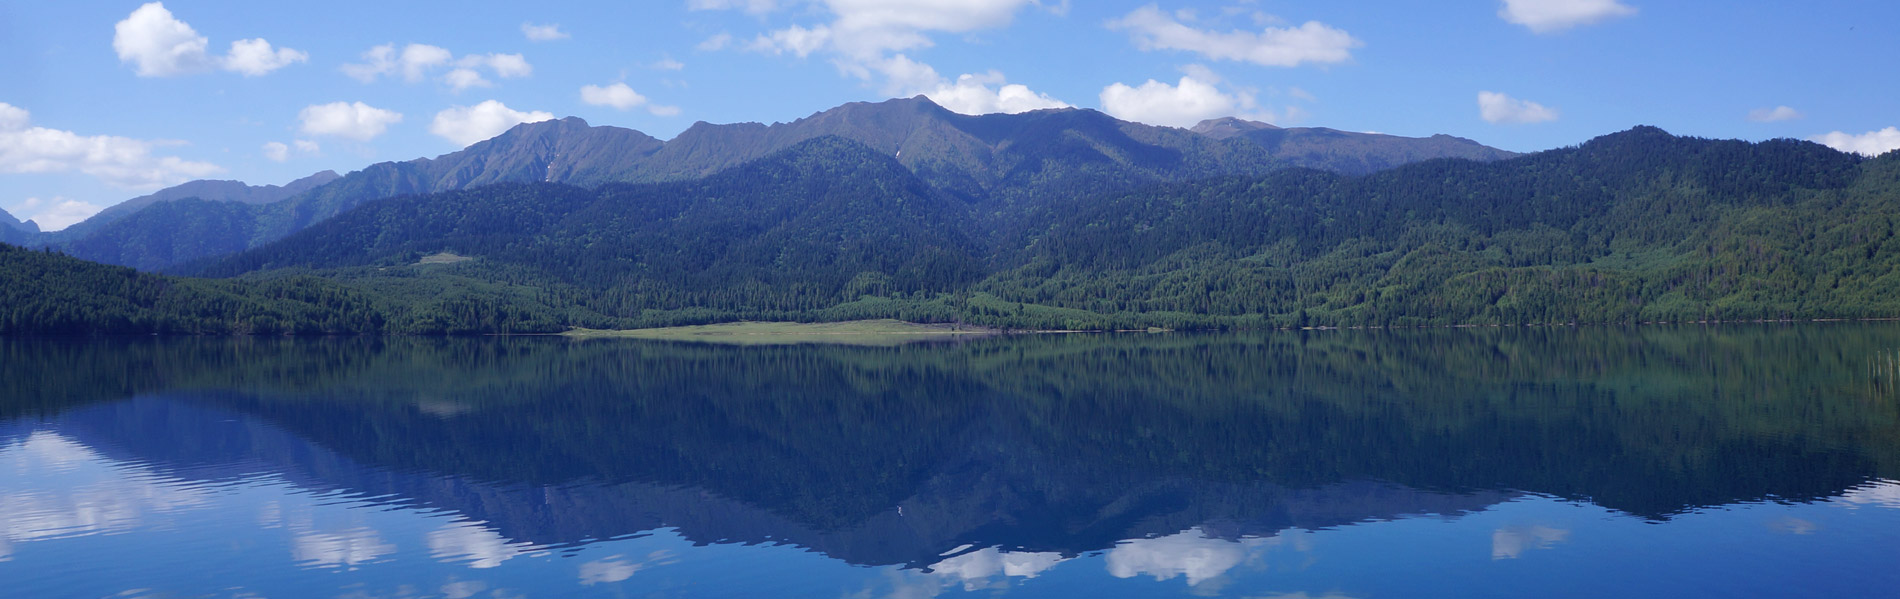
[1811,127,1900,157]
[463,54,533,78]
[443,68,491,93]
[521,22,569,42]
[0,104,27,131]
[689,0,780,14]
[0,102,222,190]
[113,2,210,77]
[698,33,735,51]
[1108,5,1359,68]
[1478,91,1559,124]
[580,83,680,116]
[261,139,319,162]
[581,83,647,110]
[13,198,104,231]
[113,3,305,77]
[401,44,454,81]
[1101,76,1253,128]
[1498,0,1637,34]
[749,25,833,58]
[652,57,686,71]
[926,71,1070,115]
[1747,106,1803,123]
[712,0,1049,93]
[832,52,1066,116]
[298,101,404,141]
[339,44,396,82]
[222,38,307,76]
[343,44,530,91]
[430,100,556,147]
[339,43,450,83]
[826,0,1038,39]
[853,54,944,96]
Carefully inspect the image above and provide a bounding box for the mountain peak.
[1571,126,1686,153]
[0,206,38,234]
[492,116,595,139]
[1594,125,1675,142]
[1192,117,1280,139]
[804,95,955,122]
[284,170,342,194]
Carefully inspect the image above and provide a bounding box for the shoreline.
[560,319,1012,346]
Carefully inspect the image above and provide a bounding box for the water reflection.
[1106,528,1270,586]
[1489,524,1570,560]
[1,326,1899,596]
[1,432,214,552]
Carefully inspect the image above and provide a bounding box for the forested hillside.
[0,242,384,334]
[0,242,621,335]
[11,125,1900,334]
[985,126,1900,327]
[189,137,986,322]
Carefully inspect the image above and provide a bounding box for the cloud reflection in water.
[427,520,542,569]
[0,431,213,559]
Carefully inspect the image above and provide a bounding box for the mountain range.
[4,96,1899,335]
[16,96,1514,272]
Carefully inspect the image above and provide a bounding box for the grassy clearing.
[417,252,474,265]
[561,319,1003,346]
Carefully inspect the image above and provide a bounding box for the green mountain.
[192,137,986,315]
[1191,116,1521,175]
[183,126,1900,331]
[47,97,1514,272]
[43,170,341,242]
[984,126,1900,327]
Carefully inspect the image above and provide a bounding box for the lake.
[3,325,1898,598]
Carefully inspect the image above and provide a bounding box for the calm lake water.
[3,325,1899,598]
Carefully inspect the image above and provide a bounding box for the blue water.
[2,326,1898,598]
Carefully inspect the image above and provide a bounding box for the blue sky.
[3,0,1897,230]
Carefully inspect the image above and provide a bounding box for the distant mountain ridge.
[1191,117,1519,174]
[0,207,34,233]
[55,171,340,238]
[38,96,1519,271]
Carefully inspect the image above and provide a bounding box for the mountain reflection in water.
[2,325,1899,597]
